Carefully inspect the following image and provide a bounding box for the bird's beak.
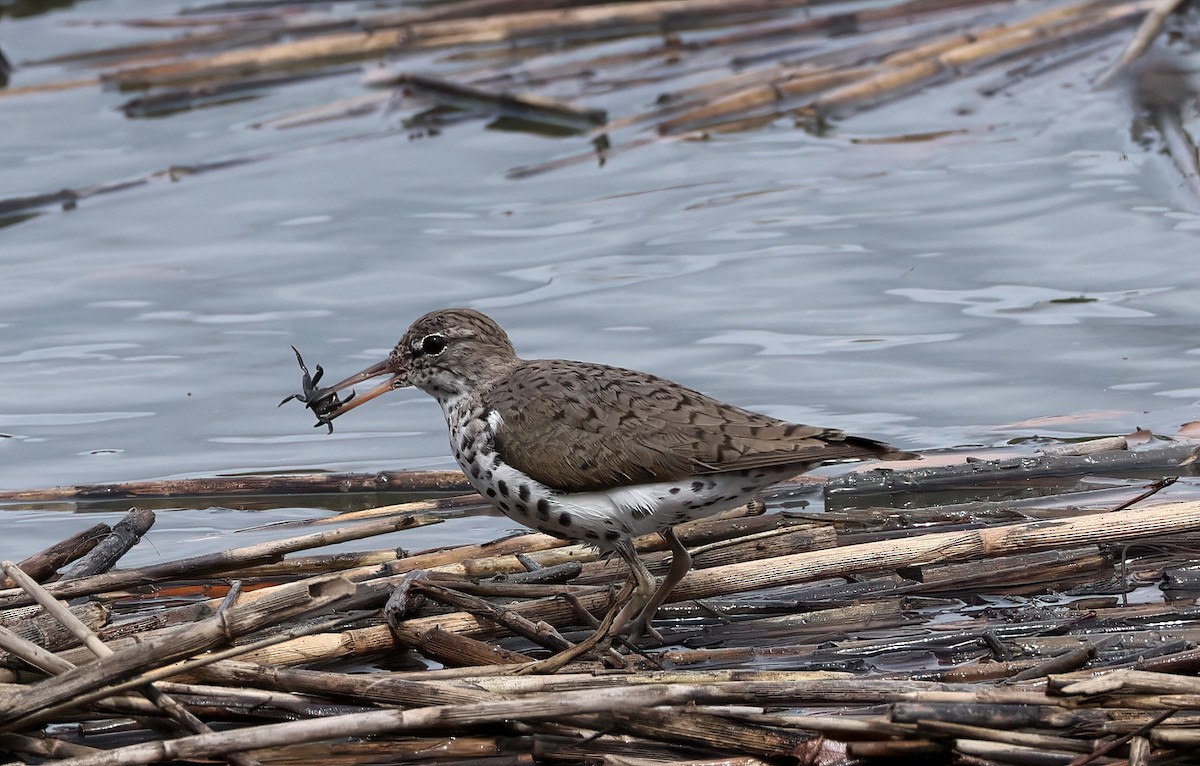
[315,359,409,422]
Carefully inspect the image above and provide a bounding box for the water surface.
[2,1,1198,558]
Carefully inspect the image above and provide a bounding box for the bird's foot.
[516,586,635,673]
[622,614,665,644]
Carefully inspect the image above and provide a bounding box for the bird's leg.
[625,528,692,641]
[607,539,664,643]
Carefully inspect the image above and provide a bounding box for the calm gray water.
[2,1,1199,562]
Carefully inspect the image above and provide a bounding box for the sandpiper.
[286,308,912,638]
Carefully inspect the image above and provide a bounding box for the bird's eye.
[420,333,448,356]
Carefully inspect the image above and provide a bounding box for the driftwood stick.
[2,523,110,586]
[1056,669,1200,696]
[0,602,107,661]
[897,546,1111,589]
[422,675,1060,705]
[150,679,368,720]
[0,470,469,502]
[397,72,607,130]
[658,66,876,133]
[1006,646,1095,683]
[59,509,156,580]
[0,158,255,221]
[660,0,1151,133]
[412,502,779,580]
[953,739,1076,762]
[828,442,1200,495]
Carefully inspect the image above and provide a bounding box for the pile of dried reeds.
[3,0,1196,223]
[4,438,1200,764]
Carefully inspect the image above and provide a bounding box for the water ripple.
[0,343,139,363]
[477,254,720,308]
[136,309,332,324]
[0,412,153,426]
[888,285,1169,325]
[698,330,959,355]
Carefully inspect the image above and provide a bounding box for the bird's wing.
[485,359,896,493]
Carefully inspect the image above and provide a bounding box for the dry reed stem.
[807,0,1152,115]
[196,660,492,706]
[276,492,484,526]
[0,78,98,99]
[915,719,1096,752]
[106,0,821,88]
[1093,0,1189,85]
[650,0,1146,132]
[1058,669,1200,696]
[579,706,816,757]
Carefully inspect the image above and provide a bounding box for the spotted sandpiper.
[287,308,913,639]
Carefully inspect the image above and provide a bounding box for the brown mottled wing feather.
[486,359,901,493]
